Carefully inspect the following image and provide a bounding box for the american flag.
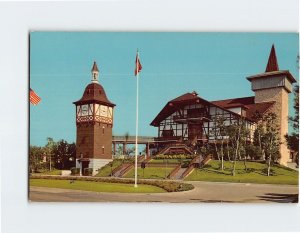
[30,88,41,105]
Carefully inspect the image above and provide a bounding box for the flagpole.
[134,50,139,188]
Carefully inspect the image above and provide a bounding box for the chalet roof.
[212,96,275,122]
[170,92,199,102]
[150,92,276,127]
[73,83,115,106]
[211,96,255,109]
[150,92,245,127]
[265,44,279,72]
[245,101,275,121]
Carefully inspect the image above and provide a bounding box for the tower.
[247,45,297,165]
[73,62,115,175]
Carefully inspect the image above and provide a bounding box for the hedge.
[154,154,195,160]
[30,175,194,192]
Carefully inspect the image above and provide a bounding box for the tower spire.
[91,61,99,83]
[265,44,279,72]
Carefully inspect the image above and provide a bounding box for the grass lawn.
[30,179,166,193]
[124,167,174,179]
[95,160,124,177]
[185,160,299,185]
[34,169,62,175]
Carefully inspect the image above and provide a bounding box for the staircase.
[174,168,188,179]
[157,143,193,155]
[169,154,213,180]
[112,163,133,177]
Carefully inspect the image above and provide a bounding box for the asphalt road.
[29,181,299,203]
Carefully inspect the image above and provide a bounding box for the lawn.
[30,179,166,193]
[124,167,174,179]
[95,160,124,177]
[185,160,299,185]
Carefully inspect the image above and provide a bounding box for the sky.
[30,32,299,146]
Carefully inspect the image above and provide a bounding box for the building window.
[102,126,105,134]
[102,146,105,154]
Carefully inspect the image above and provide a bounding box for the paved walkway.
[29,181,298,203]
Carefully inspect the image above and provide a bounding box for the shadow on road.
[257,193,299,203]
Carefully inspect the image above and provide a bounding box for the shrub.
[71,167,80,175]
[30,175,194,192]
[83,168,93,176]
[181,161,190,168]
[154,154,195,160]
[262,168,276,176]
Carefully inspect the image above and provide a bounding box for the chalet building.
[73,62,115,175]
[150,45,297,166]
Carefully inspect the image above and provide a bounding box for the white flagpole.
[134,50,139,188]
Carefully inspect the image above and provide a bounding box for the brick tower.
[247,45,297,165]
[73,62,115,175]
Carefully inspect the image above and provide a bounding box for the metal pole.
[134,50,139,188]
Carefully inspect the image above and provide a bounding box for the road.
[29,181,299,203]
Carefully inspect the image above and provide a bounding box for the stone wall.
[255,87,290,165]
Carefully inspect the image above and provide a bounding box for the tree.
[45,137,57,171]
[252,111,265,160]
[262,112,281,176]
[210,115,227,170]
[227,117,248,176]
[285,85,299,166]
[29,145,46,172]
[53,140,76,169]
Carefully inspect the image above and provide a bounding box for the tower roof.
[73,83,115,107]
[246,44,297,84]
[265,44,279,72]
[91,61,99,72]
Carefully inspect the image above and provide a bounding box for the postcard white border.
[0,1,299,233]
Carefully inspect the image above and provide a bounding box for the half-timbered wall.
[76,103,113,124]
[157,103,255,143]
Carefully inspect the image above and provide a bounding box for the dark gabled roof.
[170,91,199,102]
[73,83,115,106]
[211,96,255,109]
[150,92,246,127]
[212,96,275,122]
[265,44,279,72]
[245,101,275,121]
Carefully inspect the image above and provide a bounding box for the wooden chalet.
[150,91,274,155]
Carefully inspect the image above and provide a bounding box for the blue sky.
[30,32,299,146]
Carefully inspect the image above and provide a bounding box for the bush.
[71,167,80,175]
[154,154,195,160]
[83,168,93,176]
[181,161,190,168]
[262,168,276,176]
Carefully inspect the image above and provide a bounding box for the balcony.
[173,113,210,123]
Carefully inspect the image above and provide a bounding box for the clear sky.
[30,32,299,146]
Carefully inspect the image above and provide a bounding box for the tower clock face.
[100,105,107,117]
[81,104,88,116]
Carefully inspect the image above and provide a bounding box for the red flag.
[30,88,41,105]
[134,53,142,76]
